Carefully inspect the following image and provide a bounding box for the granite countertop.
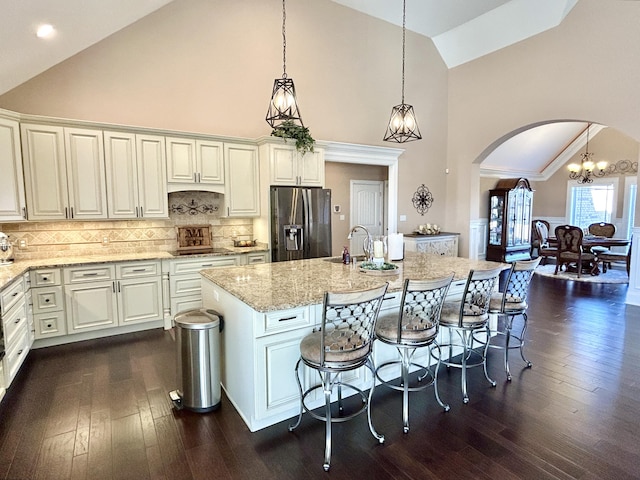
[0,245,269,291]
[200,252,507,312]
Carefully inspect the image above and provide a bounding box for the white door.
[349,180,384,257]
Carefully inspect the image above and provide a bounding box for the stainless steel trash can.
[169,308,222,412]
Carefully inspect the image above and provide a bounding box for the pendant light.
[266,0,304,128]
[384,0,421,143]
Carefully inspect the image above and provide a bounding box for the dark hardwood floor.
[1,274,639,479]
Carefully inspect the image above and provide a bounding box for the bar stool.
[374,274,454,433]
[288,283,388,471]
[434,267,503,404]
[483,258,540,381]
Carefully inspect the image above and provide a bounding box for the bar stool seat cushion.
[439,301,488,327]
[489,292,527,312]
[375,312,437,344]
[300,330,369,367]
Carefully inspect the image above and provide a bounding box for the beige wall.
[325,162,387,256]
[0,0,449,237]
[447,0,640,254]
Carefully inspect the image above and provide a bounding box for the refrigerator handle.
[303,189,312,254]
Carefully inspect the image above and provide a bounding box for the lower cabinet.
[1,276,30,388]
[404,233,459,257]
[64,261,162,334]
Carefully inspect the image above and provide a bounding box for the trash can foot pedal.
[169,390,183,410]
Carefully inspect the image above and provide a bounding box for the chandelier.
[266,0,303,128]
[383,0,421,143]
[567,123,607,184]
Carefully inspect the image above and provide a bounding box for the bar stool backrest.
[498,258,541,313]
[456,267,503,327]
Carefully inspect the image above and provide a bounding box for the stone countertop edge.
[200,253,508,313]
[0,246,269,291]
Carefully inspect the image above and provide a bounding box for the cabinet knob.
[45,298,50,303]
[47,323,53,328]
[42,277,48,281]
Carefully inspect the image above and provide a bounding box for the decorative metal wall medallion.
[412,184,433,216]
[170,199,218,215]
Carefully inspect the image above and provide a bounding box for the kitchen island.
[201,252,507,432]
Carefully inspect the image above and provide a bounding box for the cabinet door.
[269,144,297,185]
[117,277,163,326]
[136,134,168,218]
[21,123,69,220]
[65,281,118,333]
[197,140,224,184]
[64,127,108,219]
[167,137,197,183]
[224,143,260,217]
[104,131,140,219]
[298,149,324,187]
[0,117,26,221]
[255,327,314,420]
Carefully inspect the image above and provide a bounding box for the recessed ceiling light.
[36,24,55,38]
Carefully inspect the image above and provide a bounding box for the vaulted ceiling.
[0,0,597,178]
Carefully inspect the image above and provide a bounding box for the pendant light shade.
[384,0,421,143]
[266,0,304,128]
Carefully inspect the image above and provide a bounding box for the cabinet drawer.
[246,252,268,264]
[170,296,203,319]
[3,297,27,347]
[170,256,240,275]
[34,311,67,338]
[170,275,201,297]
[32,286,64,314]
[30,268,62,287]
[64,265,115,284]
[4,322,29,387]
[116,261,160,279]
[256,306,314,337]
[1,277,24,314]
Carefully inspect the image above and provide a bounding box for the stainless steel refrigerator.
[270,186,332,262]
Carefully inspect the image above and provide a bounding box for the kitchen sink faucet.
[347,225,373,262]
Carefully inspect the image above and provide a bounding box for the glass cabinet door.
[489,195,504,245]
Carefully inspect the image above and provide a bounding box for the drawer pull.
[383,296,395,301]
[14,318,21,324]
[131,268,146,272]
[45,298,50,303]
[82,272,99,277]
[201,263,214,267]
[12,292,19,297]
[278,316,298,322]
[42,277,49,281]
[17,349,23,356]
[47,323,53,328]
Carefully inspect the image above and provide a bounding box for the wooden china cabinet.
[486,177,533,263]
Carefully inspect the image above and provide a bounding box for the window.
[568,181,616,229]
[623,178,637,239]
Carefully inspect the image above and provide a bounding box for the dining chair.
[434,266,503,404]
[483,258,540,381]
[598,236,632,274]
[534,220,557,265]
[554,225,597,278]
[588,222,617,268]
[289,283,388,471]
[374,274,454,433]
[530,219,549,257]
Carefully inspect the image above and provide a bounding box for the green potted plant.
[271,120,315,154]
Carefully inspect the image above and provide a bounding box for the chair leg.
[365,358,385,444]
[461,330,469,404]
[431,344,450,412]
[401,349,410,433]
[288,358,304,432]
[323,371,332,472]
[483,326,497,388]
[504,316,513,382]
[519,313,533,368]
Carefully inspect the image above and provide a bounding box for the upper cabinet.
[224,143,260,217]
[104,131,168,219]
[166,137,224,192]
[265,143,324,187]
[21,124,108,220]
[0,117,26,221]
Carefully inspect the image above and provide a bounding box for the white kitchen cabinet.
[404,233,459,257]
[104,131,168,219]
[241,251,270,265]
[1,277,29,388]
[64,261,163,334]
[0,116,26,221]
[30,268,66,339]
[224,143,260,217]
[167,255,241,317]
[21,124,108,220]
[266,143,325,187]
[167,137,224,190]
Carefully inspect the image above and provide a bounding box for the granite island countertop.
[200,252,508,312]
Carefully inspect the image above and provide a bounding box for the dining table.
[548,235,630,275]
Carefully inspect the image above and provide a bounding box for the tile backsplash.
[0,192,254,260]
